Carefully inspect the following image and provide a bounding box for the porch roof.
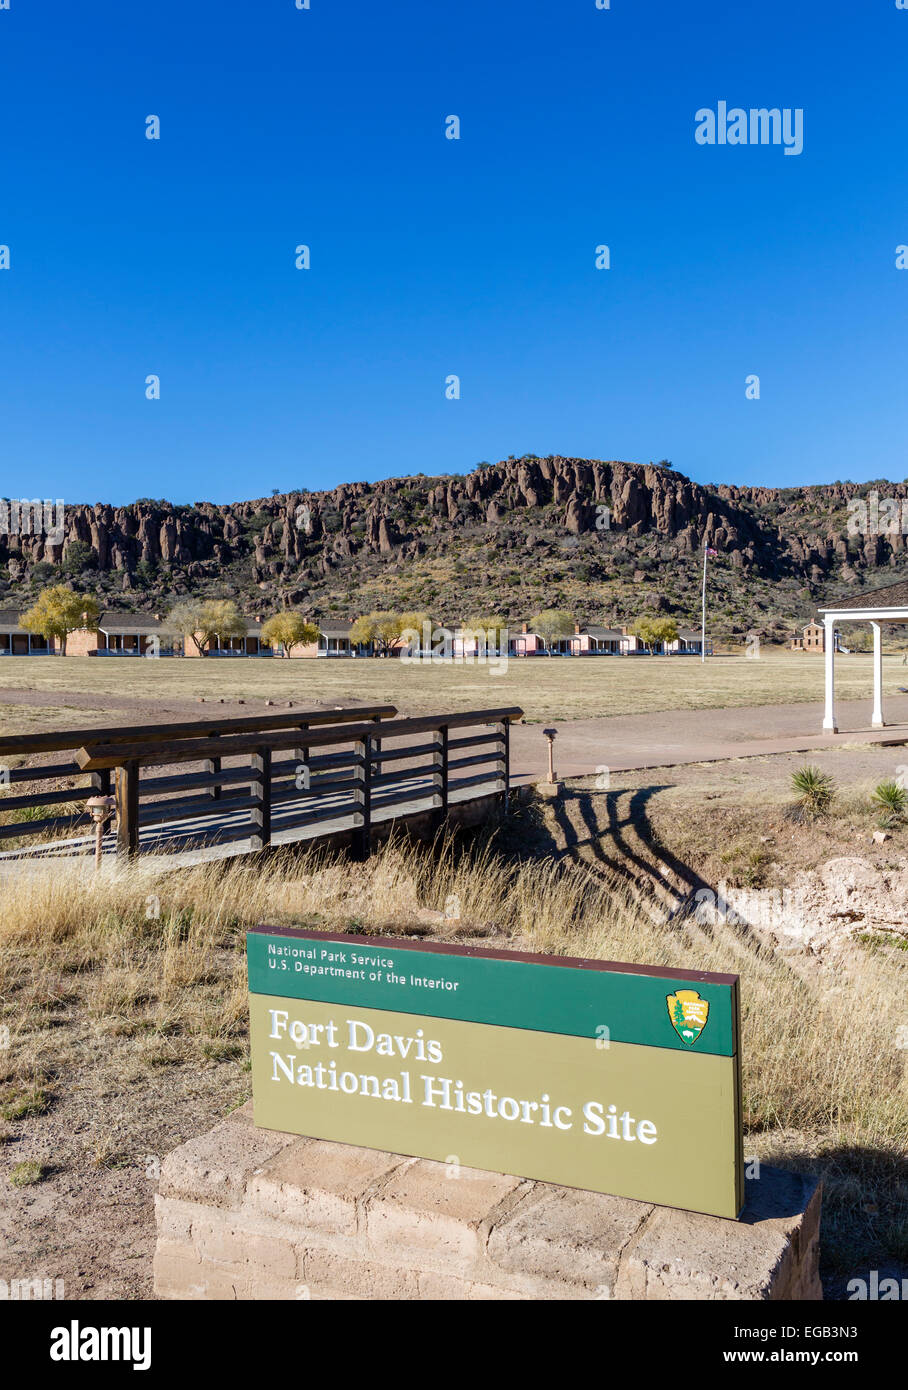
[818,579,908,617]
[0,609,25,635]
[98,611,163,635]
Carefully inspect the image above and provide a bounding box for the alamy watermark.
[846,490,908,538]
[695,102,803,157]
[0,498,65,545]
[50,1321,151,1370]
[399,621,509,676]
[688,883,804,938]
[0,1276,65,1300]
[846,1271,906,1300]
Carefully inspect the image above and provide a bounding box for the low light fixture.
[85,794,117,870]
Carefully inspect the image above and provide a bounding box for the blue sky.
[1,0,906,505]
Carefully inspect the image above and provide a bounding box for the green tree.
[162,598,246,656]
[261,612,320,657]
[134,558,158,590]
[349,610,403,656]
[62,540,96,576]
[530,609,575,651]
[631,617,679,652]
[20,585,100,655]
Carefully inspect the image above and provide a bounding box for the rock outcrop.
[2,456,902,632]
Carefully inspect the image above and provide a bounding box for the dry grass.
[0,829,905,1284]
[0,649,905,727]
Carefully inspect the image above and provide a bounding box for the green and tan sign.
[247,927,743,1218]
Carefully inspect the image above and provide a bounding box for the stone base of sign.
[535,780,565,799]
[153,1103,822,1300]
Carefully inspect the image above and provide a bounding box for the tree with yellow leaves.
[349,610,406,656]
[261,612,320,657]
[162,598,247,655]
[20,586,100,655]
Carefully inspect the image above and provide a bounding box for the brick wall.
[154,1103,822,1301]
[65,626,100,656]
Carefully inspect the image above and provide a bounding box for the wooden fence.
[0,704,523,861]
[0,705,396,852]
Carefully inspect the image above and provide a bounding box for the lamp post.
[86,795,117,870]
[542,728,557,784]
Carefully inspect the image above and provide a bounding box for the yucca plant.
[790,764,836,817]
[872,779,908,828]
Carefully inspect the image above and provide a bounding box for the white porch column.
[823,615,837,732]
[871,621,884,728]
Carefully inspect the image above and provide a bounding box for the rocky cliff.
[2,457,904,637]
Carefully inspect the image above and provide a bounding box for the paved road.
[509,694,908,780]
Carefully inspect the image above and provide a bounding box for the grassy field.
[0,649,904,729]
[0,833,904,1296]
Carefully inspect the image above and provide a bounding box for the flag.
[705,546,718,557]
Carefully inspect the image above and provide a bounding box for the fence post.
[115,760,139,858]
[500,719,510,811]
[206,730,221,801]
[436,724,449,828]
[354,733,372,859]
[294,722,309,798]
[92,768,111,799]
[252,746,272,850]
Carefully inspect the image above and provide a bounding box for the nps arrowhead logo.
[666,989,709,1046]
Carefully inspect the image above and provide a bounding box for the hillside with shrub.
[3,456,906,640]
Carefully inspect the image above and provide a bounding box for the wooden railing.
[0,705,397,852]
[73,707,524,860]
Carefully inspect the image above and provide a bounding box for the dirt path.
[0,685,321,721]
[0,1056,249,1300]
[6,683,908,783]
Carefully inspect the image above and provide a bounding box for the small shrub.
[0,1085,48,1122]
[199,1040,244,1063]
[10,1161,44,1187]
[90,1143,132,1171]
[143,1048,181,1069]
[790,765,836,817]
[857,931,908,952]
[13,802,84,825]
[741,849,769,888]
[872,780,908,827]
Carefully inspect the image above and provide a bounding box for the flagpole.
[701,543,708,663]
